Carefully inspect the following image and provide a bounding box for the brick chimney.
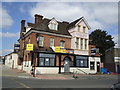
[21,20,25,32]
[34,14,43,24]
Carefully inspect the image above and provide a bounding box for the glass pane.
[90,62,95,70]
[76,60,79,66]
[80,60,84,66]
[50,58,55,66]
[84,60,87,67]
[39,58,44,66]
[45,58,49,66]
[50,38,54,47]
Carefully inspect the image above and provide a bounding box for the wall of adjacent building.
[68,20,89,55]
[5,53,18,69]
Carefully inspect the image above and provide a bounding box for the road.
[1,65,119,89]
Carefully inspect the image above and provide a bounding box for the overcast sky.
[0,1,119,56]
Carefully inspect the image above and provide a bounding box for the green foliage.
[89,29,115,62]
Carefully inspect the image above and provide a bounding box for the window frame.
[78,25,81,32]
[90,62,95,70]
[76,56,88,68]
[37,36,44,47]
[80,38,83,50]
[83,26,86,33]
[50,38,54,47]
[60,40,65,47]
[50,23,57,30]
[76,38,79,49]
[38,53,56,67]
[85,39,87,50]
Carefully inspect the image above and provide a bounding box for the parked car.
[111,82,120,90]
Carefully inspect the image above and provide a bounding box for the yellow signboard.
[55,46,61,52]
[26,44,33,51]
[55,46,66,53]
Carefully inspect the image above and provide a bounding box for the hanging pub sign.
[26,44,33,51]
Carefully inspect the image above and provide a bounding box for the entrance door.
[64,57,70,72]
[117,65,120,74]
[97,62,100,72]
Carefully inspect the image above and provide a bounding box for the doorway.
[97,62,100,72]
[117,65,120,74]
[64,57,71,72]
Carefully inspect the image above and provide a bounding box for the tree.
[89,29,115,62]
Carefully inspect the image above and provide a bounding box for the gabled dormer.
[75,17,91,33]
[48,17,58,30]
[68,17,91,34]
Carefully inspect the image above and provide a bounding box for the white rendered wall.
[68,20,89,55]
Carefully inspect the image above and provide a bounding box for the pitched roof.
[67,17,83,29]
[27,23,35,27]
[31,18,71,36]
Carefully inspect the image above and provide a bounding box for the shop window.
[76,56,88,68]
[38,53,55,66]
[50,58,55,66]
[90,62,95,70]
[39,58,44,66]
[45,58,49,66]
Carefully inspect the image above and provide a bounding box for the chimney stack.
[34,14,43,24]
[21,20,25,32]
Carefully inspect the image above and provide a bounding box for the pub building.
[18,14,100,74]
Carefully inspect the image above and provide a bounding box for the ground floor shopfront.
[21,51,101,74]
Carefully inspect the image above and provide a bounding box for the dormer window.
[48,18,58,30]
[49,23,57,30]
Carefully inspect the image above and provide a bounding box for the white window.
[38,36,44,47]
[76,38,79,49]
[50,38,54,47]
[80,38,83,50]
[83,26,86,33]
[78,25,81,32]
[60,41,65,47]
[50,23,57,30]
[85,39,87,50]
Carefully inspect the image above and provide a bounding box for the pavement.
[1,65,119,80]
[2,65,119,88]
